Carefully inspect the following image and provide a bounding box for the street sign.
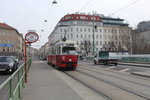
[0,44,14,47]
[25,32,39,43]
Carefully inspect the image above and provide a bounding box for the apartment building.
[48,12,132,55]
[0,23,23,56]
[132,21,150,54]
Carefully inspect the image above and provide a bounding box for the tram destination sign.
[25,32,39,43]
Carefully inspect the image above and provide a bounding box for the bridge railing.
[119,55,150,64]
[0,58,32,100]
[84,55,150,64]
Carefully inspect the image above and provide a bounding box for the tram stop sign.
[25,32,39,43]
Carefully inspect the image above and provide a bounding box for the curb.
[118,62,150,68]
[131,72,150,78]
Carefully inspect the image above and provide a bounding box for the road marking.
[105,66,115,69]
[119,68,130,72]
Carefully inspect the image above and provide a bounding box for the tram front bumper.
[61,62,77,67]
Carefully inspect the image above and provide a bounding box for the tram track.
[80,62,150,81]
[63,71,112,100]
[76,68,150,100]
[79,66,150,88]
[62,68,150,100]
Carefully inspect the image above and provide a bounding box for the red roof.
[60,14,102,22]
[0,23,16,30]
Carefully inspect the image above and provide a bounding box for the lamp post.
[92,12,97,56]
[58,25,71,41]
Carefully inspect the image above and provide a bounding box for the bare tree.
[81,40,92,56]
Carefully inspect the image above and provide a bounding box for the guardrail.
[85,55,150,64]
[0,58,32,100]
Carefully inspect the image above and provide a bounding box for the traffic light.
[94,25,97,29]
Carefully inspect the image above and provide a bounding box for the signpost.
[24,32,39,82]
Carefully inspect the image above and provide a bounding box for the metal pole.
[24,42,28,83]
[92,13,95,56]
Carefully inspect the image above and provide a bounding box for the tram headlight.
[69,59,72,62]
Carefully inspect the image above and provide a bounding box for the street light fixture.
[52,0,57,4]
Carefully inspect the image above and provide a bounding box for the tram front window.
[62,47,77,55]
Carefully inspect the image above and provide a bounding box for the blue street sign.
[0,44,14,47]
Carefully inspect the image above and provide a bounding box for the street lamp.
[52,0,57,4]
[92,18,97,56]
[62,29,67,41]
[57,25,71,41]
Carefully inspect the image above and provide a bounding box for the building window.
[104,29,107,33]
[100,41,102,45]
[71,28,73,32]
[105,35,107,39]
[81,41,83,45]
[88,28,90,32]
[96,41,98,45]
[95,28,98,32]
[71,34,73,38]
[76,28,78,32]
[99,29,102,32]
[80,28,82,32]
[85,34,87,38]
[100,35,102,39]
[84,28,86,32]
[96,35,98,39]
[81,34,82,38]
[76,34,78,38]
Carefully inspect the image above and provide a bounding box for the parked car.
[0,56,18,73]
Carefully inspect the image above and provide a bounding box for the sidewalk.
[22,61,82,100]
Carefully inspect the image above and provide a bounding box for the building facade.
[48,12,132,55]
[132,21,150,54]
[0,23,23,57]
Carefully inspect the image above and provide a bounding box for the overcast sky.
[0,0,150,49]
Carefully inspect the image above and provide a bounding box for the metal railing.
[0,58,32,100]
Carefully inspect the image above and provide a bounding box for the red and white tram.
[47,40,78,70]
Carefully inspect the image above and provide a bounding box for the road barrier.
[120,55,150,64]
[0,58,32,100]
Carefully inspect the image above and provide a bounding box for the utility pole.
[92,20,95,56]
[92,12,97,56]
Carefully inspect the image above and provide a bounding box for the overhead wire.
[78,0,94,12]
[109,0,141,16]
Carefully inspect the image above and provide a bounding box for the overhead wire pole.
[92,11,96,56]
[92,15,95,56]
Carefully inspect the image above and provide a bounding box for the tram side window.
[62,47,77,55]
[52,48,56,54]
[57,47,61,55]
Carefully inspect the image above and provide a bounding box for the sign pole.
[24,42,28,83]
[24,31,39,83]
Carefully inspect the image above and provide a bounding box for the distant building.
[0,23,23,56]
[132,21,150,54]
[48,12,132,55]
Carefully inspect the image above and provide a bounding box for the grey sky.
[0,0,149,49]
